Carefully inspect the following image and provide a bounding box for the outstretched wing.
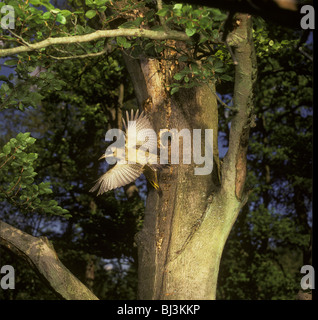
[89,163,143,196]
[123,109,154,133]
[122,109,157,153]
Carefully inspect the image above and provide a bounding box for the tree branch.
[0,219,99,300]
[0,28,190,58]
[221,14,257,200]
[209,87,237,111]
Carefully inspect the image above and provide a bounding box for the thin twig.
[0,147,20,169]
[7,29,31,47]
[209,86,237,111]
[299,47,313,61]
[47,47,109,60]
[225,41,238,65]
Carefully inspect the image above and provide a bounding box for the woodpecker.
[90,109,162,196]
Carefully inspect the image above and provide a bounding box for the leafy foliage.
[0,132,69,217]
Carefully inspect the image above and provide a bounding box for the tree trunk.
[124,14,256,300]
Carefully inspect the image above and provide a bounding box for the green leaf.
[98,6,107,12]
[30,0,41,6]
[26,153,38,162]
[29,92,45,106]
[4,59,17,66]
[95,0,108,5]
[118,21,137,29]
[85,9,97,19]
[16,132,30,141]
[199,17,211,30]
[220,74,233,81]
[3,144,11,155]
[213,60,223,69]
[144,42,154,51]
[116,37,131,49]
[210,8,226,21]
[61,10,72,17]
[9,138,17,147]
[56,13,66,24]
[42,12,51,20]
[173,4,183,10]
[1,83,9,93]
[156,45,164,53]
[171,86,180,95]
[39,187,53,195]
[173,73,184,81]
[157,8,169,17]
[132,17,143,27]
[26,136,36,145]
[185,28,196,37]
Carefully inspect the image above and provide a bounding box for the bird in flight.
[90,109,162,196]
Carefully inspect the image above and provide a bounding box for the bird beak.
[98,154,107,160]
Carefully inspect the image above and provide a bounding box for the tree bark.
[0,220,98,300]
[124,13,257,300]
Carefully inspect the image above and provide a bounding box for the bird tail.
[143,165,163,196]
